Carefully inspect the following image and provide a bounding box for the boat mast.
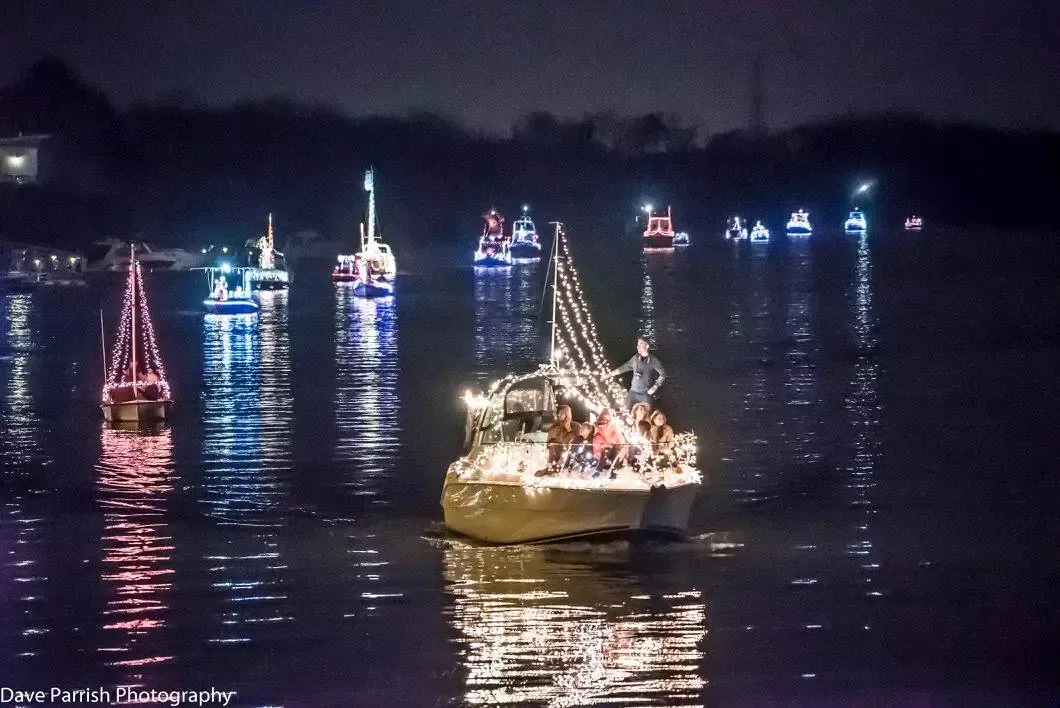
[129,244,137,386]
[549,221,562,367]
[364,167,375,246]
[99,309,106,388]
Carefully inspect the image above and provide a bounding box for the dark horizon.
[3,0,1059,135]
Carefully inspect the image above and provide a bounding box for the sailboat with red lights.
[101,245,172,423]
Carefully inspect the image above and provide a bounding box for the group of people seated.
[211,276,245,301]
[108,365,164,402]
[537,402,676,478]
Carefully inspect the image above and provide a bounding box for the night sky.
[3,0,1058,134]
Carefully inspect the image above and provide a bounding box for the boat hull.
[246,267,289,290]
[343,279,394,297]
[643,235,675,250]
[786,226,812,236]
[203,298,258,315]
[102,399,171,423]
[510,242,542,260]
[441,480,699,544]
[474,254,512,267]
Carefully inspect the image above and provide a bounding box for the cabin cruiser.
[673,231,690,246]
[442,223,702,544]
[643,206,676,249]
[244,213,289,290]
[749,220,770,242]
[334,168,397,296]
[905,216,923,231]
[724,216,748,240]
[474,209,512,266]
[86,238,205,272]
[786,209,813,235]
[509,205,542,260]
[844,208,868,233]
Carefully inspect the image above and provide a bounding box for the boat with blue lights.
[474,209,512,266]
[844,208,868,233]
[749,220,770,242]
[643,206,676,249]
[509,205,541,261]
[673,231,690,246]
[334,167,397,297]
[245,213,289,290]
[101,245,173,423]
[724,216,748,240]
[202,264,259,315]
[786,209,813,235]
[905,215,923,231]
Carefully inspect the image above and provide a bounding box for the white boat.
[724,216,748,240]
[474,209,512,266]
[510,205,542,260]
[86,238,205,272]
[643,206,676,249]
[844,208,868,233]
[334,168,397,296]
[673,231,690,246]
[244,213,289,290]
[749,220,770,242]
[786,209,813,235]
[905,216,923,231]
[100,245,172,423]
[442,223,702,544]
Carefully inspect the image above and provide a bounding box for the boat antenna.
[548,221,563,367]
[364,167,375,246]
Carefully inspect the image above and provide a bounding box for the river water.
[0,228,1056,706]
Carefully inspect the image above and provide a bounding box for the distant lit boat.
[643,206,676,249]
[87,238,205,272]
[510,205,542,261]
[474,209,512,266]
[844,209,868,233]
[101,245,172,423]
[202,264,258,315]
[244,213,289,290]
[334,167,397,297]
[749,220,770,242]
[905,216,923,231]
[724,216,748,240]
[786,209,813,235]
[673,231,690,246]
[443,223,702,544]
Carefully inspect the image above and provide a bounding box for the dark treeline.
[1,58,1057,252]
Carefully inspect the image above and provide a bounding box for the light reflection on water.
[200,293,292,645]
[444,542,707,707]
[95,425,175,672]
[473,265,540,384]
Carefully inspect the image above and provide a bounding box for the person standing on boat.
[606,337,667,409]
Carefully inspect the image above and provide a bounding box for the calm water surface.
[0,228,1056,706]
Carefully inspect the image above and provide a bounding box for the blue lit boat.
[510,205,542,261]
[844,208,867,233]
[786,209,813,235]
[202,265,259,315]
[334,168,397,296]
[749,220,770,242]
[724,216,748,240]
[474,209,512,266]
[673,231,690,246]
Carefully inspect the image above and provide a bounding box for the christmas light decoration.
[103,254,170,402]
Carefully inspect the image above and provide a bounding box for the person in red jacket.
[592,409,627,473]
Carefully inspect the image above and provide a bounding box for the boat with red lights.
[334,168,397,296]
[474,209,512,266]
[643,206,676,249]
[100,245,172,423]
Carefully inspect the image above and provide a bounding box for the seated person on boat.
[592,408,628,471]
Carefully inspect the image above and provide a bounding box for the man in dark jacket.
[606,337,666,409]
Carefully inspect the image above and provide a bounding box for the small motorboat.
[786,209,813,235]
[442,223,702,544]
[202,264,259,314]
[724,216,748,240]
[643,206,676,249]
[474,209,512,266]
[844,208,868,233]
[905,216,923,231]
[334,168,397,296]
[100,245,172,423]
[673,231,690,246]
[509,205,542,261]
[244,213,289,290]
[749,220,770,242]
